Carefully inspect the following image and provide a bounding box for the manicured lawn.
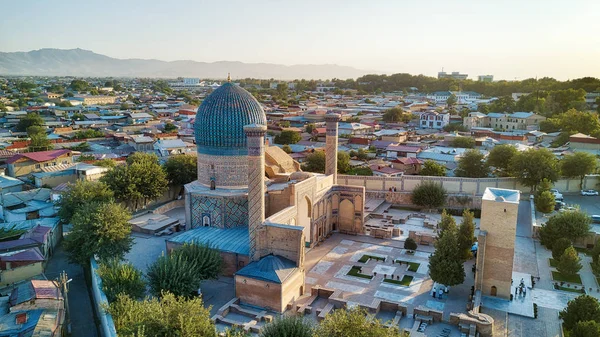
[358,254,386,263]
[552,271,582,284]
[395,260,420,272]
[347,266,373,280]
[549,259,558,268]
[383,275,414,286]
[554,284,585,294]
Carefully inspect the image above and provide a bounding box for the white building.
[419,112,450,129]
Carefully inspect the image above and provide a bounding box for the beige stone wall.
[281,269,305,310]
[0,262,44,287]
[266,185,294,217]
[478,197,519,299]
[259,224,303,266]
[338,175,600,195]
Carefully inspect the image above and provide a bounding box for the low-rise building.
[419,112,449,129]
[6,150,73,177]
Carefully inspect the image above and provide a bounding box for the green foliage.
[147,243,222,298]
[535,191,555,214]
[450,136,475,149]
[443,124,468,132]
[488,96,515,113]
[455,149,489,178]
[97,259,146,303]
[57,101,73,107]
[382,107,411,123]
[0,225,28,242]
[437,210,457,238]
[446,94,457,106]
[163,155,197,186]
[77,154,95,162]
[561,152,598,189]
[411,181,447,209]
[69,142,91,152]
[305,123,316,134]
[71,112,85,121]
[337,151,350,174]
[260,316,314,337]
[163,122,178,133]
[16,112,44,132]
[509,148,559,190]
[282,144,292,153]
[64,202,132,265]
[346,167,373,176]
[428,224,465,286]
[540,210,591,249]
[56,180,114,223]
[557,246,582,277]
[106,292,215,337]
[404,237,418,251]
[17,82,37,91]
[73,129,104,139]
[69,79,89,91]
[102,153,168,209]
[419,160,446,176]
[314,307,407,337]
[542,109,600,136]
[457,209,475,260]
[552,238,573,261]
[27,125,52,152]
[559,295,600,331]
[486,144,517,176]
[592,239,600,264]
[571,320,600,337]
[274,130,302,145]
[94,159,117,168]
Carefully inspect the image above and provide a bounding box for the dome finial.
[227,73,231,82]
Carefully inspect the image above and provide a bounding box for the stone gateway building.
[167,80,365,312]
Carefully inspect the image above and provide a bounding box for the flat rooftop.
[482,188,520,204]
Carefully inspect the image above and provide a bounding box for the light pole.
[56,270,72,334]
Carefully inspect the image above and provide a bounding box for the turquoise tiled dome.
[195,82,266,156]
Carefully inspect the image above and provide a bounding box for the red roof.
[393,157,423,165]
[7,149,71,164]
[348,137,370,145]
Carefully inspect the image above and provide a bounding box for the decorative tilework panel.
[190,193,248,229]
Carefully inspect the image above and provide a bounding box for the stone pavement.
[578,255,600,299]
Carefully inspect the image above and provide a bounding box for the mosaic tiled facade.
[245,125,267,261]
[325,113,341,183]
[197,153,249,188]
[190,194,248,229]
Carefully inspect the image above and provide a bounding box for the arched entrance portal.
[298,196,312,245]
[339,199,354,233]
[491,286,497,296]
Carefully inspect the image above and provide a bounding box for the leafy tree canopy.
[411,181,447,209]
[559,295,600,331]
[56,180,114,223]
[455,149,489,178]
[274,130,302,145]
[486,144,517,177]
[420,160,446,177]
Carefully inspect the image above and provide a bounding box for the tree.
[147,243,222,298]
[163,155,197,187]
[411,182,447,209]
[428,225,465,286]
[457,209,475,260]
[347,167,373,176]
[27,125,52,152]
[488,95,515,113]
[97,259,146,303]
[571,321,600,337]
[535,191,555,214]
[64,202,132,265]
[446,94,457,107]
[559,295,600,331]
[437,210,457,238]
[420,160,446,176]
[16,112,44,132]
[450,137,475,149]
[561,152,597,189]
[56,180,114,223]
[274,130,301,145]
[557,246,582,277]
[552,238,573,261]
[302,151,326,173]
[404,237,418,252]
[539,210,591,249]
[510,148,559,191]
[382,107,411,123]
[486,144,517,177]
[545,109,600,136]
[260,316,314,337]
[337,151,350,174]
[356,148,369,161]
[106,292,215,337]
[455,150,489,178]
[281,144,292,153]
[69,79,89,92]
[314,307,407,337]
[163,122,178,133]
[57,101,73,107]
[305,123,316,134]
[94,159,116,168]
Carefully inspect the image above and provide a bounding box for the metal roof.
[235,255,297,284]
[168,226,249,255]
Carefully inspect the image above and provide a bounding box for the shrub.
[97,259,146,303]
[260,316,314,337]
[411,181,447,209]
[404,237,418,251]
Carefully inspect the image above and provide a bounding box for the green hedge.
[383,275,413,286]
[347,266,373,280]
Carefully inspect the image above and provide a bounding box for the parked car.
[592,215,600,224]
[550,188,563,200]
[559,206,577,212]
[581,189,599,196]
[554,201,566,211]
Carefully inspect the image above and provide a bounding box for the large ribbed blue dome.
[195,82,266,156]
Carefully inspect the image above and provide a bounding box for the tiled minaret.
[325,113,341,183]
[244,124,267,262]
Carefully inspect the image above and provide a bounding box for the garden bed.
[551,271,582,284]
[358,254,386,263]
[347,266,373,280]
[395,260,420,272]
[553,284,585,294]
[383,275,413,286]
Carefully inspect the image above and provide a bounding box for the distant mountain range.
[0,48,376,79]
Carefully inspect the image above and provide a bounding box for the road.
[45,243,99,337]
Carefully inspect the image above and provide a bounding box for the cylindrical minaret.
[244,124,267,262]
[325,113,341,183]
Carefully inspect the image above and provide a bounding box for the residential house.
[0,175,24,194]
[0,188,54,222]
[126,112,154,125]
[569,133,600,154]
[391,157,423,175]
[0,248,45,287]
[369,165,403,177]
[32,163,110,188]
[472,112,546,131]
[338,122,372,136]
[419,112,449,129]
[6,150,73,177]
[131,136,155,152]
[385,144,422,159]
[154,139,193,157]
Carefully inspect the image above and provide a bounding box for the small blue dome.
[195,82,266,156]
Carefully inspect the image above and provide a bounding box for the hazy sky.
[2,0,599,80]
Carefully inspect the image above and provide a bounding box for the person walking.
[432,286,437,298]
